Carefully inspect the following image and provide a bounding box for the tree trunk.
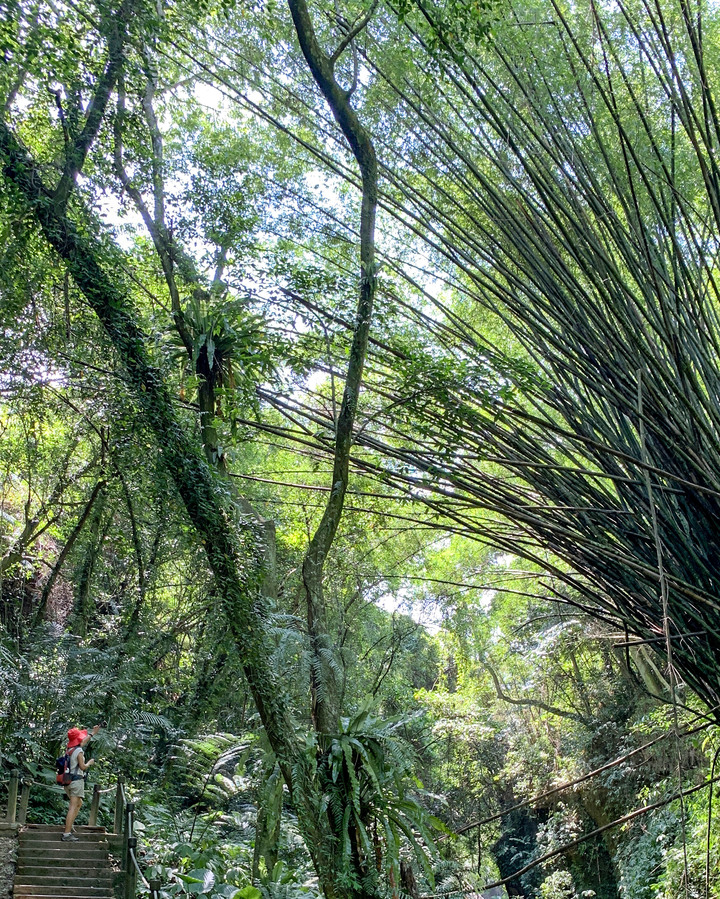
[32,479,106,628]
[252,763,283,884]
[72,482,108,637]
[0,120,342,897]
[287,0,378,739]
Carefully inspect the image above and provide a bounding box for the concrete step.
[18,851,110,863]
[18,833,108,852]
[18,863,112,873]
[17,864,111,875]
[12,895,114,899]
[17,864,115,878]
[16,822,116,899]
[19,844,109,854]
[14,886,115,895]
[18,834,108,853]
[14,892,114,898]
[21,833,107,843]
[15,872,114,884]
[17,862,111,872]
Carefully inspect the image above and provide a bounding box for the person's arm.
[77,750,94,771]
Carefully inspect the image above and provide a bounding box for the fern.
[132,711,176,734]
[312,699,438,893]
[169,732,252,811]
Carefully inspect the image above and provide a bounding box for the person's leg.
[63,796,82,835]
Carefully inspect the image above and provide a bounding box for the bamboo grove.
[170,0,720,711]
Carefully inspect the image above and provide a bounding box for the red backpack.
[55,747,81,785]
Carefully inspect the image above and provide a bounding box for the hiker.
[62,724,101,842]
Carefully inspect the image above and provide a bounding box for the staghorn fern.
[168,296,278,421]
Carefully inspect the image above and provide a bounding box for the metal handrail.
[130,844,151,889]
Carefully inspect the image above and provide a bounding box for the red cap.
[67,728,88,748]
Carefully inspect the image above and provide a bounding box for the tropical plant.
[310,701,437,895]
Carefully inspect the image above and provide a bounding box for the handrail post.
[125,836,138,899]
[114,777,124,835]
[18,778,32,825]
[89,783,101,827]
[149,879,161,899]
[122,802,133,871]
[7,770,19,824]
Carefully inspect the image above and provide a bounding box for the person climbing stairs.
[14,824,115,898]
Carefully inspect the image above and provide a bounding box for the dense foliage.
[4,0,720,897]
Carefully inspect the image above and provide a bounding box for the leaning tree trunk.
[0,118,340,895]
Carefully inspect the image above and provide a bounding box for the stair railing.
[2,771,102,827]
[116,778,163,899]
[3,769,165,898]
[1,770,32,825]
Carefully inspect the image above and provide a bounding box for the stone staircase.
[14,825,116,899]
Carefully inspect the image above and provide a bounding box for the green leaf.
[237,887,261,899]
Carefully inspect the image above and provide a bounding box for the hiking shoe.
[61,832,79,842]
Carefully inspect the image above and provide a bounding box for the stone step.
[15,868,113,886]
[14,887,115,896]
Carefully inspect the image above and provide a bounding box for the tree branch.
[329,0,379,67]
[32,478,106,627]
[53,0,133,210]
[454,715,712,834]
[483,662,592,726]
[113,77,193,356]
[481,772,720,893]
[288,0,378,735]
